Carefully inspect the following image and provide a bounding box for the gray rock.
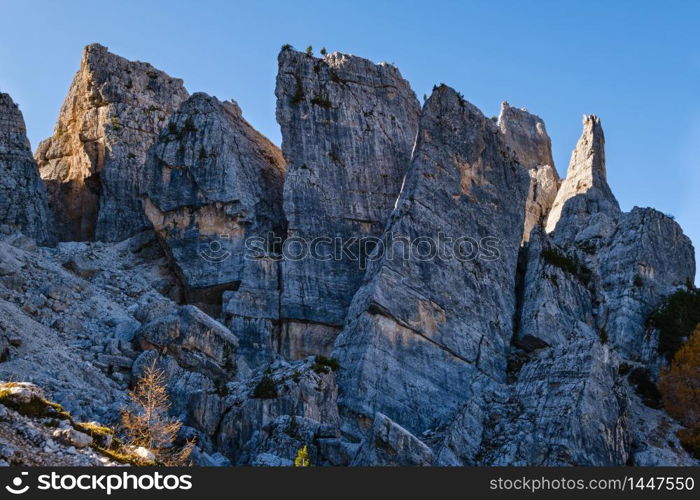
[0,93,54,245]
[52,428,92,449]
[144,93,285,310]
[480,341,629,466]
[276,47,421,346]
[214,358,339,462]
[36,43,188,242]
[352,412,433,466]
[546,114,620,235]
[333,85,529,435]
[498,102,559,242]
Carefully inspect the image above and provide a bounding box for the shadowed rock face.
[0,93,54,245]
[498,102,559,242]
[143,93,285,312]
[333,86,529,435]
[35,43,188,242]
[275,48,421,349]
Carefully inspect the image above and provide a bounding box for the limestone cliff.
[498,102,559,241]
[35,44,188,242]
[0,44,697,468]
[143,93,285,311]
[276,47,421,355]
[0,93,54,245]
[333,86,530,435]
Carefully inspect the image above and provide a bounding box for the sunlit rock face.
[545,114,619,235]
[333,85,529,436]
[0,93,54,245]
[143,92,285,325]
[35,43,188,242]
[275,47,421,354]
[542,115,695,361]
[497,102,559,242]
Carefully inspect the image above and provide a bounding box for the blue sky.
[1,0,698,281]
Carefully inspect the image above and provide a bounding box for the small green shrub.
[310,95,332,109]
[253,375,278,399]
[281,43,293,51]
[305,45,313,56]
[647,288,700,360]
[320,47,327,56]
[312,355,340,374]
[183,117,198,133]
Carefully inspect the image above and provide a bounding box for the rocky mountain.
[36,44,188,242]
[0,43,696,466]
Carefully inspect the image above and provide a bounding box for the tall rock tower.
[35,44,188,242]
[0,93,54,245]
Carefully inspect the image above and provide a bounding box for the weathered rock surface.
[498,102,559,242]
[352,412,433,466]
[0,382,126,466]
[485,341,629,466]
[1,45,698,468]
[36,43,188,242]
[213,357,340,463]
[144,93,285,311]
[545,114,620,235]
[0,93,54,245]
[543,116,695,360]
[516,228,598,348]
[333,86,530,436]
[276,47,421,352]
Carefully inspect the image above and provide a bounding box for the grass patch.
[0,391,71,419]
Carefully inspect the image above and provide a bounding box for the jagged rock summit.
[36,43,188,242]
[334,85,530,435]
[546,114,619,234]
[0,93,54,245]
[498,102,559,241]
[0,43,697,467]
[275,47,421,358]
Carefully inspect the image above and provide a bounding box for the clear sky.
[1,0,698,281]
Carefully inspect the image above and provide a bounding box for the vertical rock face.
[333,86,529,435]
[498,102,559,242]
[545,115,620,234]
[143,93,285,309]
[0,93,54,245]
[516,228,598,348]
[276,48,421,349]
[486,340,629,466]
[35,43,188,242]
[592,208,694,361]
